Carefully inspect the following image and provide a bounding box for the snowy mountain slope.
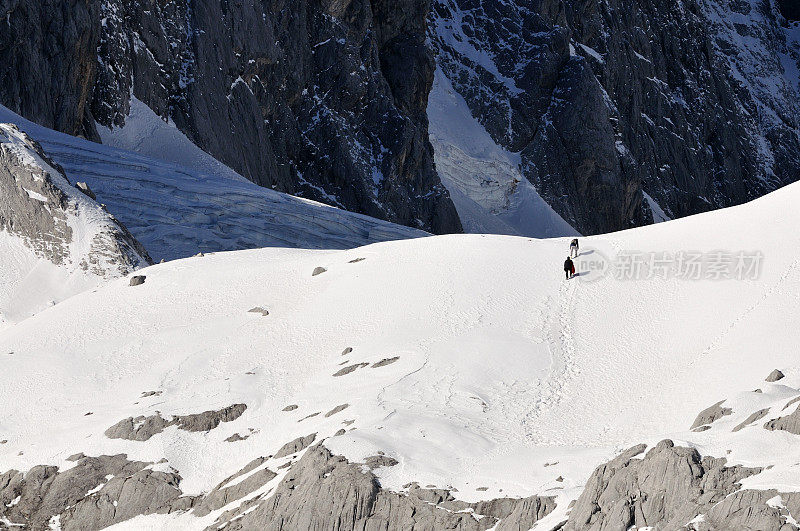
[0,124,149,328]
[2,179,800,528]
[428,68,578,238]
[0,105,426,262]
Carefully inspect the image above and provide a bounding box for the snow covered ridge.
[0,123,150,326]
[2,179,800,528]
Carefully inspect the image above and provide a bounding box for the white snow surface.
[2,180,800,528]
[428,68,578,238]
[0,104,426,262]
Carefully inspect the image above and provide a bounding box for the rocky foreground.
[3,371,800,530]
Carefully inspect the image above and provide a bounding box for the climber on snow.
[570,238,579,258]
[564,256,575,280]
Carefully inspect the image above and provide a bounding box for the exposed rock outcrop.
[324,404,349,418]
[273,433,317,459]
[764,403,800,435]
[563,440,764,530]
[0,454,196,530]
[193,458,277,517]
[0,124,150,275]
[690,400,732,430]
[334,363,370,376]
[207,444,556,530]
[105,404,247,441]
[372,357,400,368]
[733,408,771,432]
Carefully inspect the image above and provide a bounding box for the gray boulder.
[129,275,146,286]
[766,369,786,382]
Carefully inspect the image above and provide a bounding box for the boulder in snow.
[765,369,785,382]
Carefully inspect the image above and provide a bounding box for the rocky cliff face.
[0,0,462,234]
[0,0,99,140]
[1,0,797,237]
[430,0,800,234]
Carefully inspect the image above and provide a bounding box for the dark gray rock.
[105,404,247,441]
[273,433,317,459]
[563,440,762,530]
[690,400,732,429]
[75,181,96,200]
[247,307,269,316]
[766,369,786,382]
[334,363,370,376]
[129,275,146,287]
[207,444,556,530]
[282,405,298,412]
[372,356,400,368]
[311,267,327,277]
[0,0,99,140]
[324,404,349,418]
